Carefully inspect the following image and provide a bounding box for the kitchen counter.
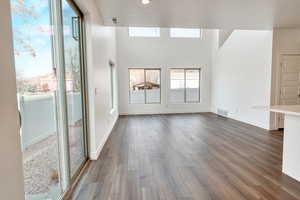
[270,105,300,182]
[270,105,300,116]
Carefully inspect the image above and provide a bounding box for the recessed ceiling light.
[142,0,151,5]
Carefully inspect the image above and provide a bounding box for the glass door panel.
[11,0,62,199]
[62,0,87,177]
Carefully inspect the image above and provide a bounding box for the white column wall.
[75,0,119,160]
[0,0,25,199]
[211,30,273,130]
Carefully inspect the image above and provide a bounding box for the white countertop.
[270,105,300,116]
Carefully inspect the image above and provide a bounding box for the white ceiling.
[96,0,300,29]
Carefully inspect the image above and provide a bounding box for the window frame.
[128,68,162,104]
[168,68,201,104]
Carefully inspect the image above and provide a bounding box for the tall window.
[109,60,115,110]
[170,28,202,38]
[169,68,201,103]
[129,69,161,104]
[129,27,160,37]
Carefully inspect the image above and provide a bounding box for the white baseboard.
[211,110,270,130]
[89,114,119,160]
[119,110,211,116]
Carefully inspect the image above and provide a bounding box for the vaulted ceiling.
[96,0,300,29]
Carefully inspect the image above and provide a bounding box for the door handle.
[18,110,22,128]
[72,17,79,41]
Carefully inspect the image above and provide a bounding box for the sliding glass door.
[11,0,87,199]
[11,0,63,199]
[62,0,87,177]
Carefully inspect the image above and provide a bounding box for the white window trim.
[167,68,201,104]
[128,68,162,104]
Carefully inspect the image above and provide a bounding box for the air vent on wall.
[217,108,228,118]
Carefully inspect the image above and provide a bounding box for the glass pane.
[145,70,161,103]
[62,0,86,177]
[11,0,62,199]
[129,69,145,104]
[169,69,185,103]
[186,69,200,102]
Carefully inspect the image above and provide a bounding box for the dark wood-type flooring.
[70,113,300,200]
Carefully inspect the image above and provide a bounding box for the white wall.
[270,29,300,129]
[0,0,25,199]
[116,28,215,115]
[75,0,119,160]
[211,30,273,130]
[218,29,234,48]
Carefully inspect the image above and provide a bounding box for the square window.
[129,69,161,104]
[169,68,201,103]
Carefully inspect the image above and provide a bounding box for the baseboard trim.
[211,111,270,130]
[89,115,119,160]
[120,111,211,116]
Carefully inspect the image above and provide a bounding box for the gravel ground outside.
[23,124,85,200]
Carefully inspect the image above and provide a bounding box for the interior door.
[62,0,87,178]
[278,55,300,128]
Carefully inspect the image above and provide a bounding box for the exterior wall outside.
[19,93,82,149]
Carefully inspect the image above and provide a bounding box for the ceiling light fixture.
[141,0,151,5]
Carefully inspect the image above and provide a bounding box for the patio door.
[11,0,88,199]
[61,0,88,178]
[11,0,64,199]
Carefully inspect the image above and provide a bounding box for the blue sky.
[11,0,73,78]
[11,0,53,78]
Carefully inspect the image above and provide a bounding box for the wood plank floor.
[70,113,300,200]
